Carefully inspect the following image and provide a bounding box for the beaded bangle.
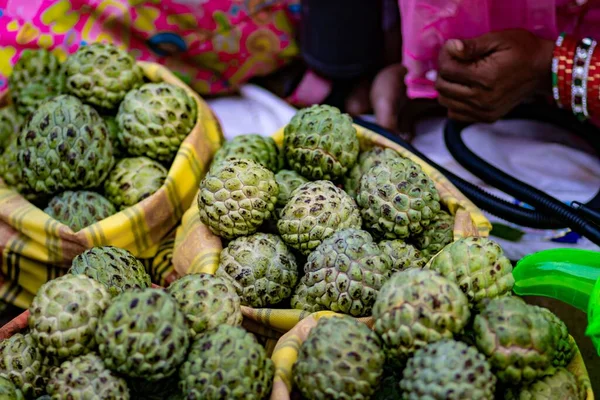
[552,33,566,108]
[572,37,597,120]
[555,34,577,112]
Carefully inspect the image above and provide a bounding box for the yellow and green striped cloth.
[0,62,224,309]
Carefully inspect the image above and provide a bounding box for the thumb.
[445,34,497,61]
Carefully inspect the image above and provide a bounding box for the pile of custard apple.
[0,43,197,230]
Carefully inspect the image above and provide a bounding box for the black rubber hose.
[352,117,565,228]
[444,119,600,245]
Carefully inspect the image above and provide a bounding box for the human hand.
[435,29,555,123]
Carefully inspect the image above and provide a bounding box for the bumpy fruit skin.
[63,42,144,109]
[28,274,111,360]
[46,353,130,400]
[0,376,24,400]
[378,240,427,272]
[284,105,359,180]
[117,83,197,162]
[0,106,22,150]
[16,95,114,195]
[291,229,391,317]
[400,340,496,400]
[357,157,441,239]
[474,297,561,385]
[277,180,362,255]
[212,134,283,172]
[274,169,308,208]
[504,368,581,400]
[0,333,48,398]
[217,233,298,307]
[179,325,274,400]
[44,191,116,231]
[425,237,515,308]
[8,49,62,104]
[70,246,151,297]
[0,137,37,200]
[412,210,454,259]
[167,273,243,337]
[538,307,576,368]
[343,146,402,199]
[198,159,278,239]
[103,115,125,158]
[104,157,167,210]
[372,268,470,364]
[293,316,384,400]
[96,288,190,381]
[14,78,65,118]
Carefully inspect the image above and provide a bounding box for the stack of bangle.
[552,32,599,121]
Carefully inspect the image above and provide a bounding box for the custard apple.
[0,376,24,400]
[198,158,278,239]
[96,288,190,381]
[104,157,167,210]
[46,353,129,400]
[343,146,402,199]
[504,368,581,400]
[69,246,151,297]
[277,180,362,255]
[0,333,48,398]
[274,169,309,208]
[103,115,125,158]
[63,42,144,109]
[8,49,62,105]
[117,82,197,162]
[357,157,441,239]
[178,325,274,400]
[212,134,283,172]
[16,95,114,195]
[44,191,116,231]
[378,240,427,272]
[425,237,515,308]
[474,296,562,385]
[28,274,111,360]
[538,307,576,368]
[291,228,391,316]
[284,105,359,180]
[400,339,496,400]
[0,106,22,150]
[217,233,298,308]
[372,268,470,364]
[0,137,37,200]
[14,77,65,118]
[293,316,384,400]
[167,273,243,338]
[412,210,454,259]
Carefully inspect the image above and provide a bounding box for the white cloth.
[207,84,600,259]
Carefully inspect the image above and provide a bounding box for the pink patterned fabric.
[400,0,600,99]
[0,0,301,95]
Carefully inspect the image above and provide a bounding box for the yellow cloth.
[0,62,224,309]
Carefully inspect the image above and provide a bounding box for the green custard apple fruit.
[274,169,309,208]
[0,106,22,151]
[425,236,515,309]
[95,288,190,381]
[343,146,402,199]
[503,368,581,400]
[14,77,65,118]
[0,376,24,400]
[537,307,576,368]
[198,158,278,239]
[378,240,428,272]
[212,134,283,172]
[357,157,441,239]
[103,115,125,158]
[117,82,197,162]
[474,296,563,385]
[0,333,48,398]
[16,95,114,195]
[167,273,243,338]
[372,268,470,364]
[0,137,37,201]
[46,353,130,399]
[104,156,168,211]
[217,233,298,308]
[284,105,359,180]
[293,315,384,400]
[291,228,391,317]
[28,274,111,361]
[69,246,151,297]
[44,191,116,231]
[277,180,362,255]
[179,325,274,400]
[400,339,496,400]
[63,42,144,109]
[412,210,454,260]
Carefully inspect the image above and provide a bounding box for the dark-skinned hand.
[435,29,555,123]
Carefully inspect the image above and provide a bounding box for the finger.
[435,78,493,111]
[345,79,372,116]
[370,64,407,131]
[444,33,499,61]
[447,109,479,123]
[437,95,483,121]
